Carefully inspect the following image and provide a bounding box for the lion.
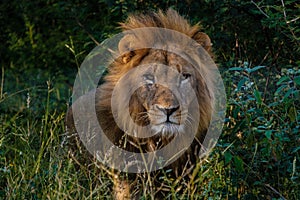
[66,8,216,199]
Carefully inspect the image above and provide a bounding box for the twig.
[264,184,287,200]
[1,66,4,99]
[280,0,287,20]
[287,16,300,24]
[279,0,300,46]
[251,0,269,18]
[76,19,100,46]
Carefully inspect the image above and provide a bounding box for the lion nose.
[156,105,179,117]
[165,107,179,117]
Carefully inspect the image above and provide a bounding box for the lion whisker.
[185,115,194,127]
[148,112,165,117]
[136,115,148,120]
[136,111,148,115]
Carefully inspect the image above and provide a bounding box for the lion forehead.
[151,86,179,105]
[138,50,194,75]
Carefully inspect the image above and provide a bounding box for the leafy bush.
[221,63,299,199]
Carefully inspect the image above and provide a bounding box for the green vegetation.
[1,0,299,199]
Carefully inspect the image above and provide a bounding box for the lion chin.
[66,8,214,200]
[151,123,184,137]
[148,106,188,138]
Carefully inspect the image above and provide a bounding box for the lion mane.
[66,8,214,199]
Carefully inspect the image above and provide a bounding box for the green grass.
[0,63,299,199]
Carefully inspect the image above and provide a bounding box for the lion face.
[95,9,214,153]
[126,49,204,139]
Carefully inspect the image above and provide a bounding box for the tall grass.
[0,62,299,199]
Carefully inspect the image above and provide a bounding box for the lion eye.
[143,74,155,86]
[180,72,191,82]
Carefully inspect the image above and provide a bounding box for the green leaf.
[294,76,300,86]
[228,67,244,71]
[253,89,262,104]
[237,77,248,91]
[288,106,296,122]
[234,156,244,173]
[224,151,233,165]
[246,66,266,73]
[276,76,290,85]
[265,130,272,140]
[275,85,287,96]
[283,88,293,100]
[292,146,300,153]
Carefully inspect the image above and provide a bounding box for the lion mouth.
[151,122,183,136]
[148,109,188,136]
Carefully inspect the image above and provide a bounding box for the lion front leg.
[113,173,142,200]
[113,174,131,200]
[113,178,130,199]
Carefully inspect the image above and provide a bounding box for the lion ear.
[192,32,212,54]
[118,34,136,64]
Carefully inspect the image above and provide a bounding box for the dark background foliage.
[0,0,299,199]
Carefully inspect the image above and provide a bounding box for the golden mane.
[105,9,213,85]
[119,9,201,37]
[95,9,214,155]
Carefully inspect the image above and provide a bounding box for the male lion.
[66,8,219,199]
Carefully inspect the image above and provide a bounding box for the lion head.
[94,9,214,158]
